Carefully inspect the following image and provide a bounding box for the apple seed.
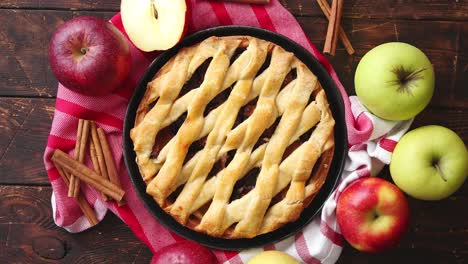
[151,0,159,19]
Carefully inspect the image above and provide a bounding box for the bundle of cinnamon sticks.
[52,119,126,225]
[317,0,354,55]
[219,0,353,55]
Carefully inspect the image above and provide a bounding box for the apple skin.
[151,241,216,264]
[336,177,410,253]
[49,16,131,96]
[355,42,435,121]
[390,125,468,200]
[248,250,299,264]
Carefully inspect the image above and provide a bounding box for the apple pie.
[130,36,335,239]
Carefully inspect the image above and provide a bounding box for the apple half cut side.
[121,0,187,52]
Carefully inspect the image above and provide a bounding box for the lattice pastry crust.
[131,36,335,239]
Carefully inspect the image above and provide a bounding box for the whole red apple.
[336,177,410,253]
[49,16,131,96]
[151,241,216,264]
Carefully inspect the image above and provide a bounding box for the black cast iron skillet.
[123,26,347,250]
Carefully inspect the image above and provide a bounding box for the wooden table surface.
[1,0,467,263]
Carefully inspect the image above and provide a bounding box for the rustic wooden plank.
[299,17,468,108]
[0,98,53,185]
[455,23,468,103]
[2,9,466,107]
[0,1,465,263]
[339,167,468,263]
[0,99,33,160]
[0,183,466,263]
[282,0,468,21]
[340,239,465,264]
[0,9,113,97]
[0,0,119,11]
[0,185,153,263]
[414,108,468,141]
[1,0,467,21]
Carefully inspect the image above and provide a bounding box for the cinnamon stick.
[68,119,83,197]
[90,140,108,201]
[97,128,126,206]
[323,0,344,55]
[90,122,110,201]
[54,161,98,226]
[69,119,90,197]
[52,149,125,202]
[316,0,354,55]
[74,119,90,197]
[89,141,100,175]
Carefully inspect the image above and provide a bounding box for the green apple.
[248,250,299,264]
[390,125,468,200]
[355,42,435,121]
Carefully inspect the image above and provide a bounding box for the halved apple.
[121,0,187,52]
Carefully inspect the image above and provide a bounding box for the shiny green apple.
[390,125,468,200]
[248,251,299,264]
[355,42,435,120]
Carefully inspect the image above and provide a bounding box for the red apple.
[49,16,131,96]
[336,177,410,253]
[151,241,216,264]
[121,0,188,51]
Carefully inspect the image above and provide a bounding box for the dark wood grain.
[298,0,468,20]
[0,9,113,97]
[0,182,466,264]
[282,0,468,21]
[0,186,153,263]
[0,0,120,11]
[338,168,468,264]
[0,0,467,263]
[299,17,468,108]
[1,0,467,21]
[0,98,53,185]
[2,9,467,107]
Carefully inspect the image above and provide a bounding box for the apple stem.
[434,164,447,182]
[405,67,427,82]
[80,48,88,55]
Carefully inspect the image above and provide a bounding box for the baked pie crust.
[130,36,335,239]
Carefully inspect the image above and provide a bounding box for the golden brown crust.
[130,36,335,239]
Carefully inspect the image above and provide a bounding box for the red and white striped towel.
[43,1,412,263]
